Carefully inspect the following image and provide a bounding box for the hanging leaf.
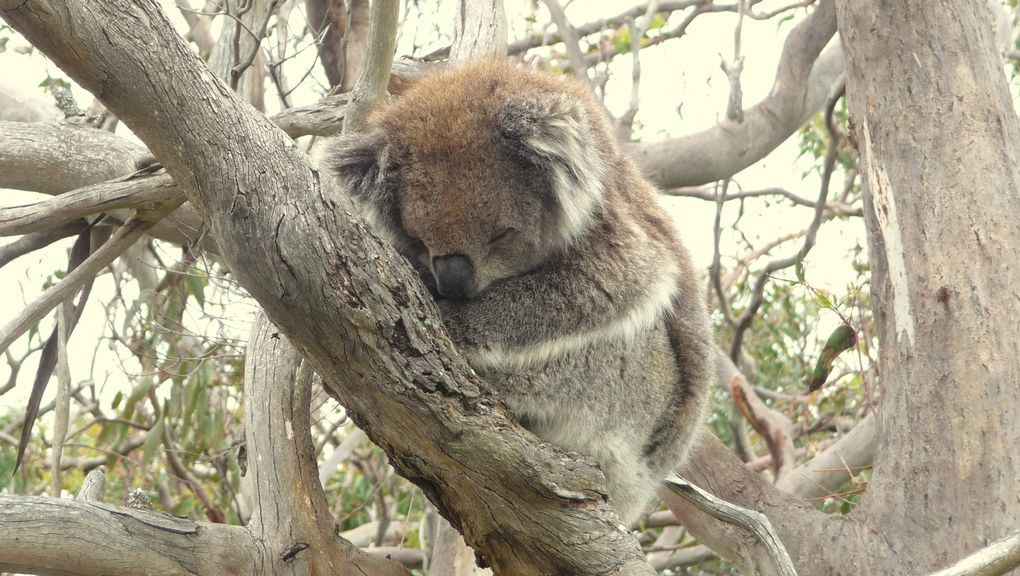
[807,323,858,393]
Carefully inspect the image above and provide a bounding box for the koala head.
[325,60,611,299]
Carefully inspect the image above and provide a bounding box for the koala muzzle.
[432,254,476,299]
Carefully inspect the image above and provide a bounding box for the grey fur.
[324,61,714,524]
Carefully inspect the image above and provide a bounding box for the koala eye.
[487,227,516,246]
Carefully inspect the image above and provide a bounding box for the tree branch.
[664,474,798,576]
[0,496,252,576]
[775,412,874,500]
[630,0,842,187]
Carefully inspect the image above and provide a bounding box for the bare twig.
[49,301,72,497]
[616,1,659,138]
[728,85,844,361]
[722,0,746,122]
[231,0,282,88]
[0,222,89,270]
[664,473,798,576]
[711,180,736,326]
[748,0,817,20]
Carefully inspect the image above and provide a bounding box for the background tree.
[0,0,1018,575]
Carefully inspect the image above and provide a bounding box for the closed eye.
[488,227,516,246]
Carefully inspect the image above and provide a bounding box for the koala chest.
[474,320,679,445]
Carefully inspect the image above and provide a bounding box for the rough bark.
[0,496,253,576]
[668,435,851,576]
[0,121,147,195]
[0,1,655,574]
[836,0,1020,572]
[243,313,410,575]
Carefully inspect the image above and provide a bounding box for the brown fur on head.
[326,60,614,299]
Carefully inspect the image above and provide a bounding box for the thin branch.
[0,222,88,269]
[616,1,659,139]
[728,85,844,361]
[343,0,399,133]
[748,0,817,20]
[230,0,282,88]
[49,301,72,497]
[722,0,746,122]
[664,473,798,576]
[0,172,178,237]
[542,0,590,83]
[711,180,736,326]
[0,204,182,357]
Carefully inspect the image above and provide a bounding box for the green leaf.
[184,272,207,310]
[142,416,165,464]
[807,323,858,392]
[813,288,833,309]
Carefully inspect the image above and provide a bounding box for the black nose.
[432,254,476,299]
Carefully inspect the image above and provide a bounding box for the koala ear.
[498,93,607,242]
[322,132,405,248]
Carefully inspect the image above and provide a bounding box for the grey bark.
[668,1,1020,574]
[243,313,410,575]
[774,412,875,500]
[0,121,147,195]
[836,0,1020,572]
[0,1,656,574]
[0,496,253,576]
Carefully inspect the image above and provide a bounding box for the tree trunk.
[836,0,1020,572]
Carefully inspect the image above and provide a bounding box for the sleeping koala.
[325,59,713,524]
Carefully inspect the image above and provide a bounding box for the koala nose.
[432,254,476,299]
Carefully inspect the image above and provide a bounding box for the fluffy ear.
[498,93,607,242]
[321,132,406,249]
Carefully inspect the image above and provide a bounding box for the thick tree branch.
[0,121,148,194]
[664,474,797,576]
[667,434,861,575]
[0,496,252,576]
[244,313,409,575]
[630,0,842,187]
[775,412,874,500]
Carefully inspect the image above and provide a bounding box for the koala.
[325,60,714,524]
